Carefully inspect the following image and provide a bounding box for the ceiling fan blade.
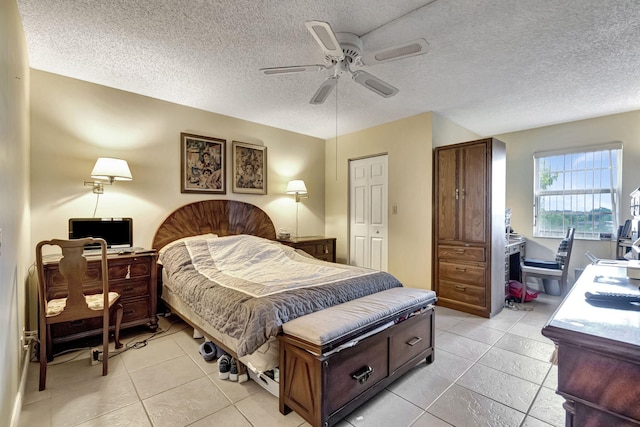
[260,64,328,75]
[360,38,429,65]
[351,70,398,98]
[310,77,337,105]
[304,21,344,59]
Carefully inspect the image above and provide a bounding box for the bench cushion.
[282,287,436,346]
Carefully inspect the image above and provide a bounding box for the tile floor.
[19,294,565,427]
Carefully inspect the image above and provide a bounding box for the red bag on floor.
[508,280,539,302]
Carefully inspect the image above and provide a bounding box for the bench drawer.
[390,312,433,372]
[325,336,389,413]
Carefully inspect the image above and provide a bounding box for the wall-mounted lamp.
[286,180,308,238]
[84,157,132,194]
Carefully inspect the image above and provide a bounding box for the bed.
[152,200,436,426]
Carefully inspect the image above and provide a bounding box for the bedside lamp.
[286,180,308,238]
[84,158,132,194]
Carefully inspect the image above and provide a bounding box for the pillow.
[555,238,569,266]
[158,233,218,257]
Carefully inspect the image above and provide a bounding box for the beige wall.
[29,71,326,255]
[324,112,480,290]
[1,0,31,425]
[497,110,640,285]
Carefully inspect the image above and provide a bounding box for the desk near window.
[541,263,640,426]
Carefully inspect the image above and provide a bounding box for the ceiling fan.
[260,20,429,104]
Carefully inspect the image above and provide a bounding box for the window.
[533,142,622,240]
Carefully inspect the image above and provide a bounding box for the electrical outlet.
[90,348,102,365]
[22,329,37,351]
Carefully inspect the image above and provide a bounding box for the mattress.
[162,269,279,372]
[159,234,404,357]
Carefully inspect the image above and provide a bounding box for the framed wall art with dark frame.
[180,133,226,194]
[232,141,267,194]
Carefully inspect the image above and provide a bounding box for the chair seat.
[522,258,561,269]
[520,265,564,277]
[46,292,120,317]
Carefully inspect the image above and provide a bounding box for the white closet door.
[349,155,388,270]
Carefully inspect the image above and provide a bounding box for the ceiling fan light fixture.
[352,70,398,98]
[310,77,338,105]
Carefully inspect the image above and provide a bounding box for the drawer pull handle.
[455,267,467,272]
[454,249,465,254]
[123,287,135,292]
[352,366,374,384]
[407,337,422,346]
[455,284,467,291]
[124,309,135,315]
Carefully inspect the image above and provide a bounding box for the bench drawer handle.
[352,366,374,384]
[455,284,467,291]
[407,336,422,346]
[454,249,465,254]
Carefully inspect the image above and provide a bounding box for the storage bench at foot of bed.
[278,288,436,427]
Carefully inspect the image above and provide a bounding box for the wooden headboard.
[152,200,276,251]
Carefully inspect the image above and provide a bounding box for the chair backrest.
[36,237,109,324]
[555,227,575,279]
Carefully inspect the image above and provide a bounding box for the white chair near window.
[520,228,575,303]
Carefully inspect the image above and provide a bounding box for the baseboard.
[10,344,32,427]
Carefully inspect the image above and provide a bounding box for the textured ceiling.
[17,0,640,139]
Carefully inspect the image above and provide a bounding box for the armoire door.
[460,143,487,243]
[436,148,458,241]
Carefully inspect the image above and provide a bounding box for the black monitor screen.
[68,218,133,248]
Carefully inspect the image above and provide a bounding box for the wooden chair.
[35,237,123,391]
[520,228,575,303]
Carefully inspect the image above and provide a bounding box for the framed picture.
[232,141,267,194]
[180,133,226,194]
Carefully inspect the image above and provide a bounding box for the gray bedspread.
[159,234,403,356]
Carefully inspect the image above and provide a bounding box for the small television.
[68,218,133,248]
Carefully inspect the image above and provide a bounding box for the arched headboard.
[152,200,276,251]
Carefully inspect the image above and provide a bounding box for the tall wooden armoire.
[433,138,506,317]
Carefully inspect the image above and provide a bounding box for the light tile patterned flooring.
[19,294,565,427]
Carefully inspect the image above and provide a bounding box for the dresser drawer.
[110,280,150,299]
[439,279,486,306]
[438,246,485,262]
[121,297,152,323]
[108,258,152,280]
[390,311,433,372]
[438,261,485,285]
[48,266,101,287]
[279,237,336,262]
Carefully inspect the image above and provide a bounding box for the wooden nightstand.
[278,236,336,262]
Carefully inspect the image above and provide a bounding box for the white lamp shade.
[90,158,132,181]
[286,180,307,194]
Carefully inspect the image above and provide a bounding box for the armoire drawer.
[438,261,485,285]
[439,279,486,306]
[438,246,485,262]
